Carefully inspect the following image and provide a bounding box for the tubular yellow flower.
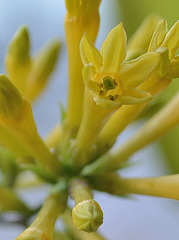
[5,25,31,92]
[89,173,179,201]
[67,24,162,168]
[96,19,179,155]
[82,91,179,176]
[0,74,62,174]
[65,0,101,134]
[69,179,103,232]
[16,181,68,240]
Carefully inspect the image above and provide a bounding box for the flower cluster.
[0,1,179,240]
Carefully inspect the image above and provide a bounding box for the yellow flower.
[64,23,164,170]
[96,19,179,155]
[80,23,160,108]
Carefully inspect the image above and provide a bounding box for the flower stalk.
[16,181,68,240]
[69,178,103,232]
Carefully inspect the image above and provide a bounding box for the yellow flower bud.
[25,39,61,101]
[69,179,103,232]
[5,25,31,92]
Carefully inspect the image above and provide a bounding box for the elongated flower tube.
[89,173,179,201]
[16,181,68,240]
[96,19,179,155]
[0,74,62,174]
[65,0,101,135]
[82,91,179,176]
[69,179,103,232]
[68,23,163,168]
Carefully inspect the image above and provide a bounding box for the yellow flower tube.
[89,173,179,200]
[0,75,62,175]
[16,181,67,240]
[64,0,101,134]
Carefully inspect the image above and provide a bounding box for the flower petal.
[101,23,127,73]
[148,19,168,52]
[119,52,161,89]
[167,55,179,79]
[161,20,179,59]
[80,34,102,70]
[121,88,152,105]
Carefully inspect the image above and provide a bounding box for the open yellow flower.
[80,23,160,108]
[64,23,164,169]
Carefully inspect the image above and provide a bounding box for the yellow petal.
[148,19,168,52]
[121,88,152,105]
[161,20,179,59]
[101,23,127,73]
[155,47,170,77]
[82,64,99,93]
[166,55,179,79]
[119,52,161,89]
[80,34,102,70]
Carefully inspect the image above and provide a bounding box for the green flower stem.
[69,178,103,232]
[16,181,67,240]
[82,92,179,175]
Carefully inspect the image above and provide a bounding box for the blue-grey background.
[0,1,179,239]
